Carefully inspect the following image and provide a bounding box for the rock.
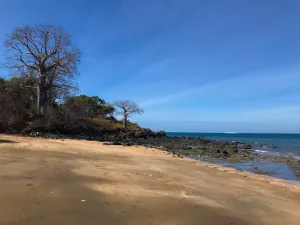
[29,132,43,137]
[20,127,32,135]
[253,168,275,176]
[156,130,166,137]
[222,150,229,156]
[122,142,132,146]
[134,131,144,138]
[241,144,252,149]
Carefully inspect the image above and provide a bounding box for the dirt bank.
[0,134,300,225]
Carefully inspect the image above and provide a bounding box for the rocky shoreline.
[25,130,300,180]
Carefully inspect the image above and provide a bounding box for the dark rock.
[134,131,144,138]
[122,142,132,146]
[103,142,112,145]
[29,132,43,137]
[242,144,252,149]
[156,130,166,137]
[253,168,275,176]
[223,150,229,156]
[20,127,32,135]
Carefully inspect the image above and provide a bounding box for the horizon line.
[165,132,300,134]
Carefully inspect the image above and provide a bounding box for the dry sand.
[0,134,300,225]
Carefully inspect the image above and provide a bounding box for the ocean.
[167,132,300,158]
[166,132,300,181]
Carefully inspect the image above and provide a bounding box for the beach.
[0,134,300,225]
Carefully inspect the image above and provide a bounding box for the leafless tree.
[113,100,144,129]
[4,24,80,116]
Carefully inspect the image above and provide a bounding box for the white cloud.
[140,64,300,108]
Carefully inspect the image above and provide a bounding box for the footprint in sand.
[180,190,188,199]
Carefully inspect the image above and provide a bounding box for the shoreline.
[5,132,300,182]
[155,147,300,191]
[162,134,300,181]
[194,154,300,181]
[2,134,300,191]
[186,157,300,191]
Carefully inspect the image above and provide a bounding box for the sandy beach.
[0,134,300,225]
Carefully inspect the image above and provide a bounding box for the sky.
[1,0,300,133]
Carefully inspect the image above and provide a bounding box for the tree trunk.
[37,83,48,116]
[36,86,40,115]
[123,114,127,129]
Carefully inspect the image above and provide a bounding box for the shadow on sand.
[0,139,18,144]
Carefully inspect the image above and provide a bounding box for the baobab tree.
[114,100,144,129]
[4,24,80,116]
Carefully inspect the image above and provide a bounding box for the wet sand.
[0,134,300,225]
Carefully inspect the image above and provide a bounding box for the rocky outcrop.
[25,130,254,160]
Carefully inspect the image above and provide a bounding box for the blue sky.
[1,0,300,133]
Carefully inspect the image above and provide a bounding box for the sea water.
[167,132,300,181]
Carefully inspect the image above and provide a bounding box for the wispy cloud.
[136,105,300,132]
[140,64,300,107]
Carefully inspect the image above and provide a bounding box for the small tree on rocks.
[113,100,144,129]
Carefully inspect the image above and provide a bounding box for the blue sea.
[167,132,300,181]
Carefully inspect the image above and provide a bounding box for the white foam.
[288,153,300,160]
[255,149,269,153]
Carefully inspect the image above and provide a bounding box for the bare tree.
[113,100,144,129]
[4,24,80,116]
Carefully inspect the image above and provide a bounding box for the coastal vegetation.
[0,24,143,134]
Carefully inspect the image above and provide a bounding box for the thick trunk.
[36,86,40,115]
[37,83,48,116]
[123,114,127,129]
[40,87,47,116]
